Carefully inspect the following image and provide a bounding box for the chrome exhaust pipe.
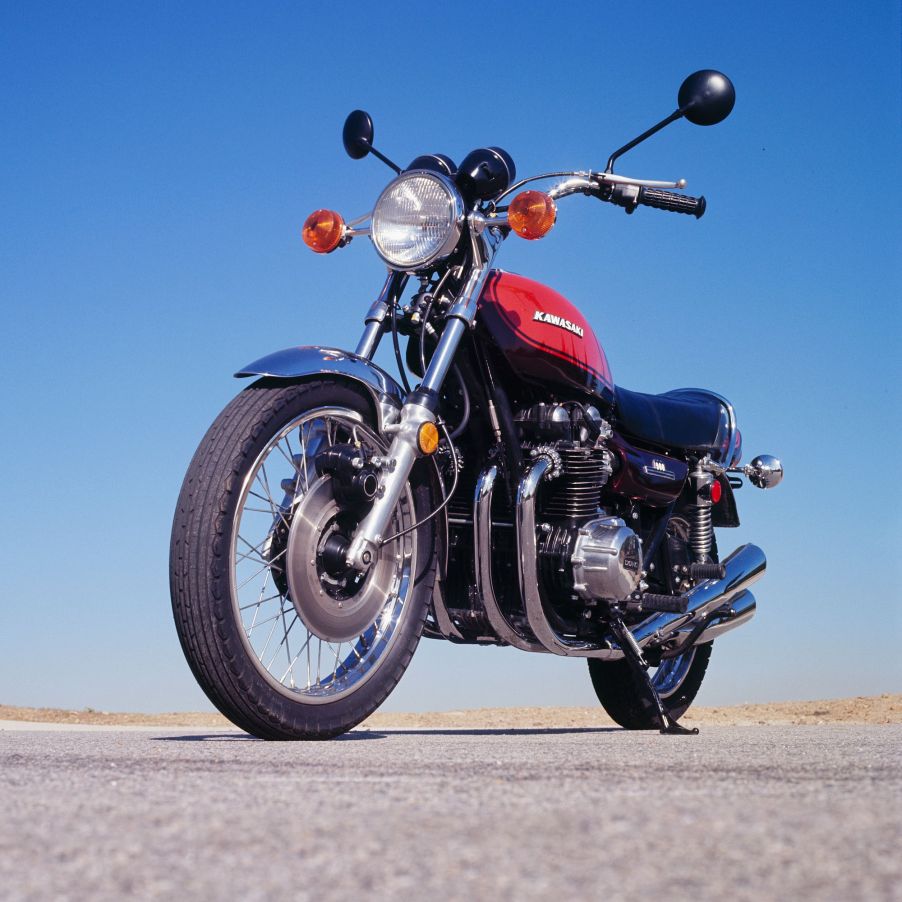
[474,466,546,652]
[632,544,766,649]
[693,589,756,643]
[517,457,621,658]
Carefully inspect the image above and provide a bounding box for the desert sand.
[1,694,899,729]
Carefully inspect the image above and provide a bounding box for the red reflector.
[710,479,723,504]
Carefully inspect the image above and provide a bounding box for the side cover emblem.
[642,459,676,481]
[533,310,584,338]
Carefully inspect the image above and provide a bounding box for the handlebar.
[520,173,706,219]
[606,182,706,219]
[637,186,706,218]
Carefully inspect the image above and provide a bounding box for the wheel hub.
[285,477,396,643]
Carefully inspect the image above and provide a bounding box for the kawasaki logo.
[533,310,584,338]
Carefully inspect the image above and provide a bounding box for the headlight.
[371,171,465,270]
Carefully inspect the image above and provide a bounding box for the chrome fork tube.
[346,227,495,572]
[355,272,406,360]
[420,230,494,393]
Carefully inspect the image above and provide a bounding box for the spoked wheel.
[170,379,437,739]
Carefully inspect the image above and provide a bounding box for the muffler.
[631,543,766,649]
[694,588,757,644]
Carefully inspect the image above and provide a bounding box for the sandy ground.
[1,693,899,730]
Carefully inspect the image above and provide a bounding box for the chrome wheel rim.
[651,647,697,699]
[229,406,416,705]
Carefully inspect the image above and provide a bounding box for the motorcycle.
[170,70,783,739]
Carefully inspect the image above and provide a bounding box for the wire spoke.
[239,592,283,612]
[280,632,313,685]
[273,439,301,476]
[247,570,273,631]
[257,609,281,660]
[298,423,310,493]
[265,613,298,671]
[247,604,295,633]
[236,547,287,591]
[242,505,285,515]
[255,463,290,531]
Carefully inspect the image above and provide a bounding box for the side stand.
[607,614,699,736]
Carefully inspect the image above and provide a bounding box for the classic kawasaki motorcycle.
[170,70,783,739]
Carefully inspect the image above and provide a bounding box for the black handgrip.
[638,187,706,218]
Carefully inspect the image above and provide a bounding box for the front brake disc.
[285,477,399,643]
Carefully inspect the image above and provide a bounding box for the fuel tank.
[477,271,614,405]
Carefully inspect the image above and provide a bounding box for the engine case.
[570,516,643,602]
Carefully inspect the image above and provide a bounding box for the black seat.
[614,386,726,453]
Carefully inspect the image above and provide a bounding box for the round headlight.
[371,171,464,270]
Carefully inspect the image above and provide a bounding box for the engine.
[516,403,644,606]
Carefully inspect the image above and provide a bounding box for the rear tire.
[170,379,437,739]
[587,642,713,730]
[588,512,716,730]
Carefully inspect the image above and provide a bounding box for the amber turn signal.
[508,190,556,240]
[302,209,345,253]
[417,421,440,455]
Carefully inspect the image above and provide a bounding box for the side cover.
[235,346,404,432]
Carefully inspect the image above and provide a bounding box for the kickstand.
[607,614,699,736]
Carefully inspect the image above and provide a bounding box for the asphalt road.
[1,724,899,901]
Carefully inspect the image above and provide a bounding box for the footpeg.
[626,592,688,614]
[689,562,726,581]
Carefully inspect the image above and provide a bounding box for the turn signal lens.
[302,209,345,253]
[508,190,556,240]
[417,422,440,455]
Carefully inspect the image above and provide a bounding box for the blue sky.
[1,1,899,713]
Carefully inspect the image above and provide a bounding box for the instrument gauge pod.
[456,146,516,201]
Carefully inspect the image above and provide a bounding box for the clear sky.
[1,1,900,713]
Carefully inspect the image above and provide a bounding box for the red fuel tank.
[477,271,614,404]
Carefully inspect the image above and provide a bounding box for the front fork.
[345,232,496,571]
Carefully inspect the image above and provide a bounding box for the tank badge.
[532,310,584,338]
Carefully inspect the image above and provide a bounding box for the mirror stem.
[605,108,685,173]
[369,146,402,175]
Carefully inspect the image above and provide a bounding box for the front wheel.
[170,379,437,739]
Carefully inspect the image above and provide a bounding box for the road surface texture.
[1,725,899,901]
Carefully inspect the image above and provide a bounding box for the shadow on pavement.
[370,727,621,736]
[150,726,621,740]
[152,731,387,742]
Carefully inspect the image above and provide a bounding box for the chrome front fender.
[235,346,404,432]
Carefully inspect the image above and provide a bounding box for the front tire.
[170,379,437,739]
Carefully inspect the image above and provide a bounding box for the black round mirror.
[343,110,374,159]
[677,70,735,126]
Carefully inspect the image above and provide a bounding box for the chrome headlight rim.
[371,170,466,272]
